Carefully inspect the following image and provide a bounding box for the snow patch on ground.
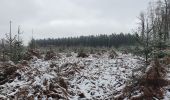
[0,52,144,99]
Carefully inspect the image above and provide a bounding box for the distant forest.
[31,33,138,48]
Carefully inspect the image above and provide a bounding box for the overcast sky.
[0,0,151,45]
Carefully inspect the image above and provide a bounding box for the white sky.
[0,0,151,45]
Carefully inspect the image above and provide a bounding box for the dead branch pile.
[109,50,118,59]
[3,62,70,99]
[115,58,169,100]
[66,53,72,57]
[60,63,84,78]
[44,50,56,60]
[23,49,41,60]
[0,62,19,85]
[77,52,89,58]
[9,78,70,100]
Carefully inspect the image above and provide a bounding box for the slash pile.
[0,52,144,99]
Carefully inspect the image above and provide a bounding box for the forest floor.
[0,51,170,100]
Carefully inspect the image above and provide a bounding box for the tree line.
[1,0,170,64]
[31,33,138,48]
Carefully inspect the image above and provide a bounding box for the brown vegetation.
[109,50,118,59]
[44,50,56,60]
[23,49,42,60]
[77,52,89,58]
[0,62,18,85]
[115,57,170,100]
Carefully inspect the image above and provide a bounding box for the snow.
[0,52,144,99]
[164,64,170,100]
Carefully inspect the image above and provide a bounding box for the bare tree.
[137,0,170,61]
